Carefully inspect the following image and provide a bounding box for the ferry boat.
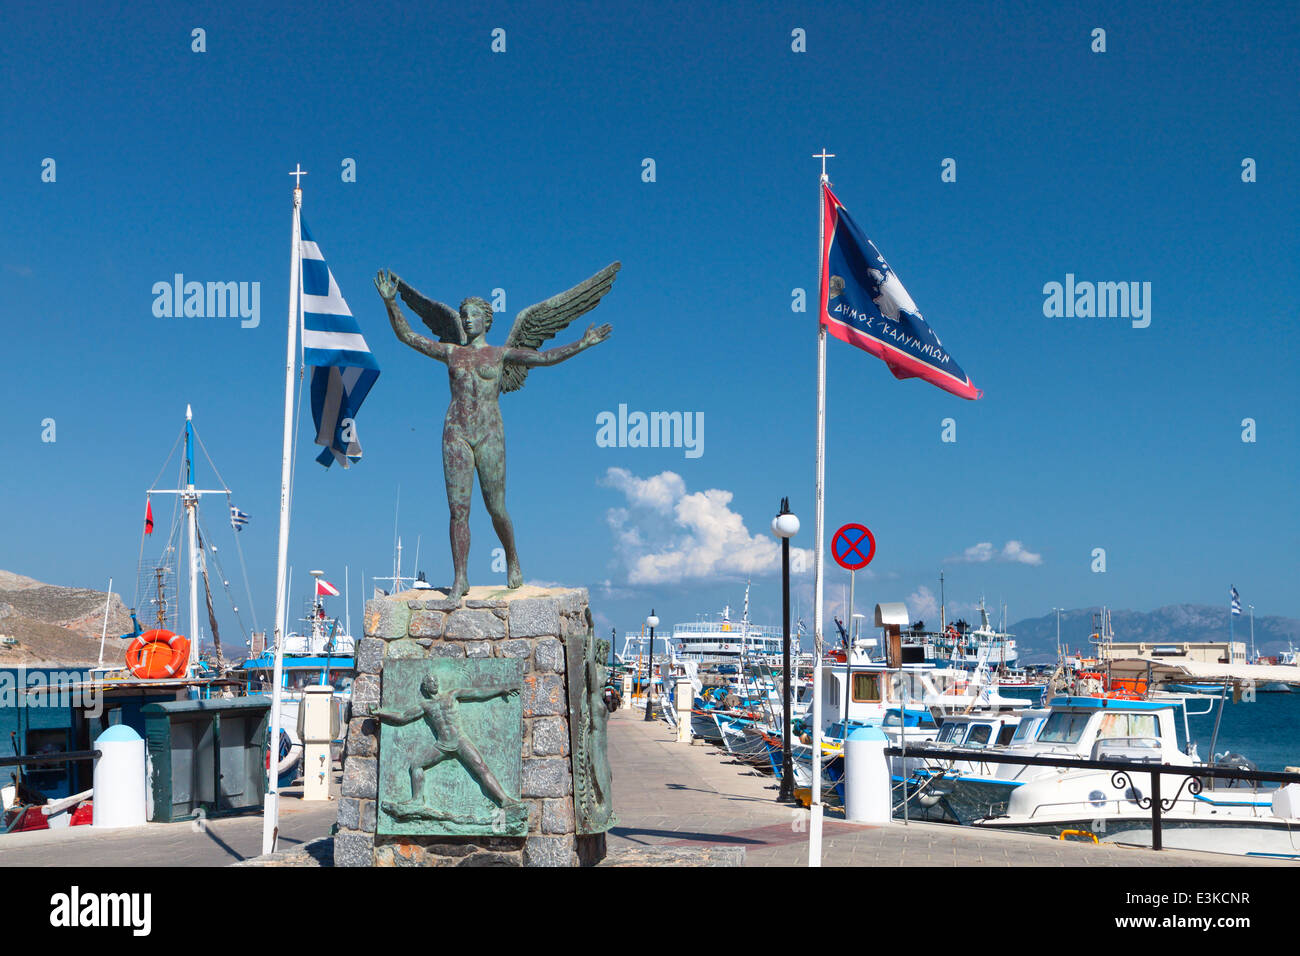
[617,587,788,669]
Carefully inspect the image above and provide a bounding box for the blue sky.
[1,1,1296,655]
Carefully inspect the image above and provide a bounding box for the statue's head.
[459,297,493,339]
[420,674,439,696]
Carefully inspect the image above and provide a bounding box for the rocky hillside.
[0,570,134,666]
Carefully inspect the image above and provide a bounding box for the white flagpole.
[809,149,833,866]
[263,165,306,855]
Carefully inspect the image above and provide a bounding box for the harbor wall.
[333,586,608,867]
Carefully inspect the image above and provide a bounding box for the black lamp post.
[643,609,659,722]
[771,497,800,802]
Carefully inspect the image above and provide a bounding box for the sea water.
[1185,689,1300,771]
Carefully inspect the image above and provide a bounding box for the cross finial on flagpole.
[813,148,835,181]
[289,164,308,189]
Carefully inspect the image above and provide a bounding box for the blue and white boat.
[916,694,1300,858]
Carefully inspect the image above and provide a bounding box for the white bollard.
[675,678,693,743]
[92,724,147,829]
[844,725,891,825]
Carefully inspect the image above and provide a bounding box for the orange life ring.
[125,629,191,679]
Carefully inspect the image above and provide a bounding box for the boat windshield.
[1098,712,1158,741]
[935,722,962,744]
[1011,717,1042,744]
[1037,710,1092,744]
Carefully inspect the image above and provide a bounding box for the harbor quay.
[0,780,341,867]
[1,708,1291,867]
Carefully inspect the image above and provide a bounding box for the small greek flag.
[1231,586,1242,616]
[300,219,380,468]
[230,506,249,531]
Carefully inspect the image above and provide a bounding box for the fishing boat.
[233,572,355,782]
[1,407,254,829]
[908,599,1019,671]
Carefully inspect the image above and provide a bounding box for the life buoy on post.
[125,629,191,679]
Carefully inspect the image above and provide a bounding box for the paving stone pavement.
[605,709,1292,867]
[0,778,341,867]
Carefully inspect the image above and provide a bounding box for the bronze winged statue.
[376,263,618,601]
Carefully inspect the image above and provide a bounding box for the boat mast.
[939,569,946,632]
[184,406,202,675]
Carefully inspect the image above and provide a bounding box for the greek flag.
[300,219,380,468]
[1231,586,1242,616]
[230,505,249,531]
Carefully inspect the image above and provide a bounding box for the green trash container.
[141,697,271,822]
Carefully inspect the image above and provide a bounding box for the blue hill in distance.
[1007,605,1300,665]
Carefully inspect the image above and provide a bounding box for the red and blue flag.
[820,184,980,400]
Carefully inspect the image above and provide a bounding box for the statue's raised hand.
[374,269,399,301]
[581,323,612,349]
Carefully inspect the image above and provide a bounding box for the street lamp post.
[771,497,800,802]
[643,609,659,722]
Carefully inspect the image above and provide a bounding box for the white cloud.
[947,540,1042,566]
[600,468,814,586]
[907,585,938,620]
[600,468,684,513]
[1000,540,1043,566]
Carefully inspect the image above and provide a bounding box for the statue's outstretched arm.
[453,687,521,702]
[505,323,611,368]
[372,703,424,724]
[375,270,452,363]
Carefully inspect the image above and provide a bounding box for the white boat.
[922,694,1300,858]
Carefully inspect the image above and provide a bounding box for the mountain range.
[1008,605,1300,664]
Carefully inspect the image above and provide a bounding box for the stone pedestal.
[333,585,614,867]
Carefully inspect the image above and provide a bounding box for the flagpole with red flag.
[808,149,833,867]
[806,157,982,866]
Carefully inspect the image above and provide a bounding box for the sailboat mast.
[185,406,201,675]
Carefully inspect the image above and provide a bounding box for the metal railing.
[884,744,1300,851]
[1,750,102,768]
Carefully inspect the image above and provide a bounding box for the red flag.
[316,579,340,597]
[144,500,154,535]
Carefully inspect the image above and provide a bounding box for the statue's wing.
[501,262,620,393]
[397,278,465,345]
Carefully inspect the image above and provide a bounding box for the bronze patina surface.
[565,613,616,834]
[374,658,528,836]
[376,264,618,602]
